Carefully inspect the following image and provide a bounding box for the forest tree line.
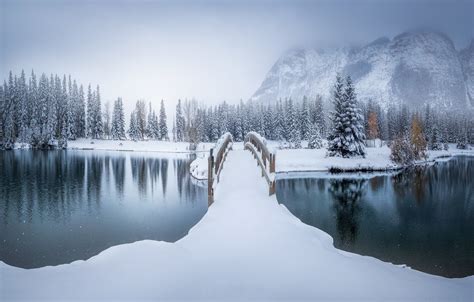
[1,70,473,157]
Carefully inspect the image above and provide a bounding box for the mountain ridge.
[251,31,473,110]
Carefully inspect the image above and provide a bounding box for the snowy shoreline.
[191,141,474,179]
[8,139,474,178]
[1,149,471,301]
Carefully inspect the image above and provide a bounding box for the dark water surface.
[0,150,207,268]
[276,156,473,278]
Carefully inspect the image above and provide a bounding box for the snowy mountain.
[460,39,474,107]
[251,31,472,110]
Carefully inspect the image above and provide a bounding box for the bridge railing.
[208,132,233,205]
[244,132,276,195]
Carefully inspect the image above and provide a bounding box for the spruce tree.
[111,97,126,140]
[307,123,323,149]
[103,101,111,139]
[300,96,311,141]
[2,79,15,149]
[159,100,169,140]
[327,75,366,157]
[76,84,86,138]
[93,85,103,139]
[175,99,185,142]
[128,111,140,141]
[86,85,94,137]
[17,70,29,143]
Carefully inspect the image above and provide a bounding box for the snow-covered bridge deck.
[1,149,472,301]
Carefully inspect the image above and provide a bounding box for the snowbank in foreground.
[1,150,472,301]
[67,138,214,153]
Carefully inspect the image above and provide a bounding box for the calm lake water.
[276,156,474,278]
[0,150,207,268]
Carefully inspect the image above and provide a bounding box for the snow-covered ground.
[67,138,214,153]
[1,149,471,300]
[276,144,474,172]
[190,141,474,179]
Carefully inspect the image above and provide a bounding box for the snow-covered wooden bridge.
[207,132,276,205]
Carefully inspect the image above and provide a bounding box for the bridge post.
[269,180,275,195]
[208,148,214,205]
[270,153,276,173]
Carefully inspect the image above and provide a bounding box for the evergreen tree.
[429,123,442,150]
[93,85,104,139]
[327,75,366,157]
[149,110,160,140]
[313,95,326,136]
[76,83,86,138]
[300,96,311,140]
[274,100,285,141]
[2,79,15,149]
[111,97,126,140]
[128,111,140,141]
[307,123,323,149]
[17,70,29,143]
[159,100,169,140]
[86,84,94,137]
[175,99,185,142]
[103,101,111,139]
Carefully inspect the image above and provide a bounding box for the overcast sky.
[1,0,473,112]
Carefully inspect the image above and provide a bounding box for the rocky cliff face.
[251,31,472,110]
[460,40,474,107]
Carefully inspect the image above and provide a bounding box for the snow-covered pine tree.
[86,84,94,137]
[263,105,273,140]
[286,99,301,148]
[274,100,285,142]
[0,84,4,144]
[159,100,169,141]
[386,104,398,141]
[128,111,140,141]
[93,85,103,139]
[28,71,39,146]
[45,74,56,147]
[151,110,160,140]
[456,119,469,149]
[343,76,365,155]
[423,104,433,148]
[327,74,345,156]
[103,100,111,139]
[16,70,30,143]
[327,75,366,157]
[175,99,185,142]
[2,79,15,149]
[0,85,5,145]
[300,96,311,141]
[146,102,154,139]
[111,97,126,140]
[429,122,442,150]
[312,95,326,136]
[76,84,86,138]
[307,122,323,149]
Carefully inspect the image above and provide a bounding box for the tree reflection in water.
[329,179,366,248]
[0,150,207,268]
